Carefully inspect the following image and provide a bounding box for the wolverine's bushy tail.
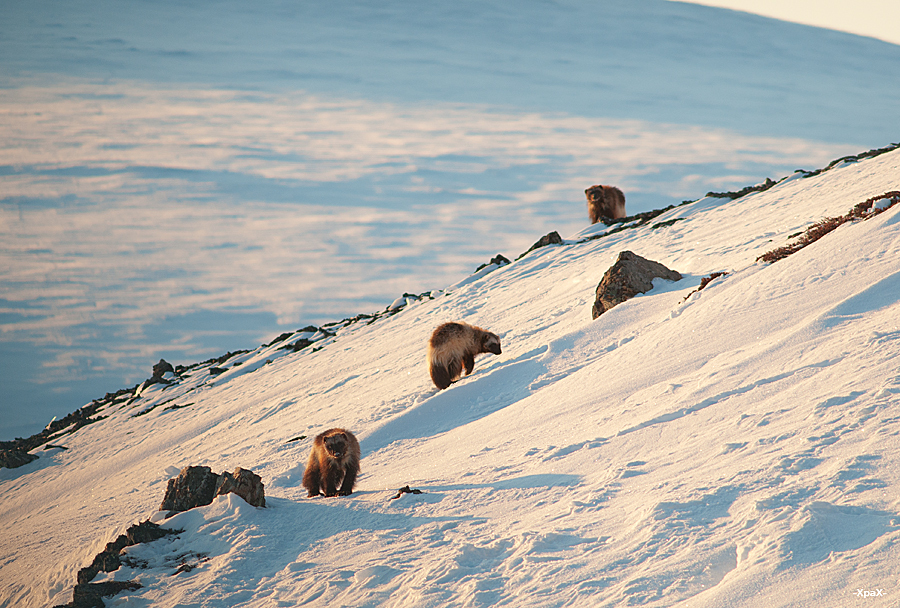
[430,362,453,390]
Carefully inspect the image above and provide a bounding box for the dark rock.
[531,231,562,249]
[139,359,177,391]
[60,580,142,608]
[265,332,294,347]
[65,521,179,607]
[215,467,266,507]
[474,254,511,273]
[174,562,196,575]
[126,520,177,545]
[391,485,424,500]
[518,231,563,259]
[592,251,681,319]
[76,521,178,586]
[151,358,175,380]
[213,350,250,365]
[160,465,266,512]
[159,466,220,512]
[0,399,111,461]
[280,338,312,353]
[650,218,684,230]
[77,547,120,585]
[0,448,38,469]
[208,367,227,375]
[706,177,776,200]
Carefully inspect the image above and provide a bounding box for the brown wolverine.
[585,184,627,224]
[428,322,502,390]
[302,428,361,497]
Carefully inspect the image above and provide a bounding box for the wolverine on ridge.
[585,184,626,224]
[427,321,502,390]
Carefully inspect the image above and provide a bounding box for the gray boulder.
[215,467,266,508]
[151,359,175,380]
[160,465,266,512]
[159,466,220,512]
[59,581,143,608]
[0,448,38,469]
[592,251,681,319]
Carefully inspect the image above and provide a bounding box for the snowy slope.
[5,0,900,442]
[2,148,899,607]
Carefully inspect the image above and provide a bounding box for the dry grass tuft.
[757,191,900,264]
[682,271,730,303]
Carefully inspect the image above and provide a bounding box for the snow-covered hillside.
[5,0,900,442]
[2,147,899,607]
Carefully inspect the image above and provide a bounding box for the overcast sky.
[678,0,900,46]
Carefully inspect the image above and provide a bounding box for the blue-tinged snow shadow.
[361,346,549,456]
[490,473,580,490]
[780,502,899,567]
[143,495,471,600]
[814,270,900,331]
[0,446,68,482]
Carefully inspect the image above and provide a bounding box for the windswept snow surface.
[2,148,899,607]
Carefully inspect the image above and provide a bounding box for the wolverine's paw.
[338,489,353,496]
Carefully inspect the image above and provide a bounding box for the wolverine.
[302,428,361,497]
[585,184,627,224]
[427,321,502,390]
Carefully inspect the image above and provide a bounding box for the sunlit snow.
[3,146,899,608]
[2,3,900,605]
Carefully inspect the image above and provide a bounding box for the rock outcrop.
[215,467,266,508]
[139,358,177,391]
[159,466,220,512]
[0,448,38,469]
[55,466,263,607]
[54,466,265,606]
[76,521,178,586]
[53,521,179,608]
[66,581,143,608]
[592,251,682,319]
[518,231,563,259]
[474,254,511,273]
[0,400,111,469]
[151,359,175,380]
[159,465,266,512]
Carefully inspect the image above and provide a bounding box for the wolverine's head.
[324,433,348,459]
[482,333,502,355]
